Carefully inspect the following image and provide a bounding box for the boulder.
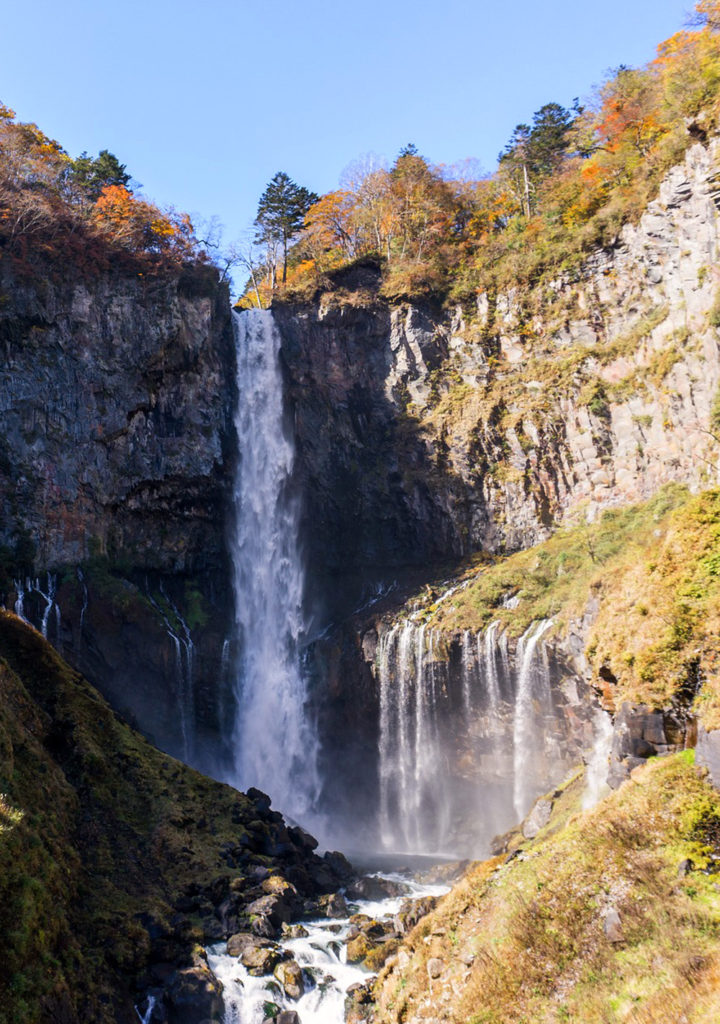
[394,896,438,935]
[323,850,354,880]
[163,966,224,1024]
[522,797,553,839]
[426,957,445,979]
[317,892,348,918]
[696,725,720,789]
[603,908,624,943]
[241,944,288,976]
[247,787,272,813]
[276,1013,301,1024]
[345,980,374,1024]
[347,876,407,900]
[274,959,305,1000]
[346,935,373,964]
[246,893,294,929]
[227,932,268,958]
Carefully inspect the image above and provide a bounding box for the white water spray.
[230,308,320,824]
[512,619,554,818]
[582,707,613,810]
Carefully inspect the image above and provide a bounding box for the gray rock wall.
[279,141,720,609]
[0,256,236,767]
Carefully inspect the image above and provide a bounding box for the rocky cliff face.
[279,141,720,613]
[0,256,236,766]
[278,143,720,832]
[0,260,234,570]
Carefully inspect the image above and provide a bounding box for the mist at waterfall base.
[226,308,611,858]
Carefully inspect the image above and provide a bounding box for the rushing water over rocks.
[230,309,320,825]
[207,873,448,1024]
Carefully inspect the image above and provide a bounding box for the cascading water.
[378,623,451,854]
[230,308,320,825]
[582,706,614,810]
[376,616,594,854]
[512,619,555,818]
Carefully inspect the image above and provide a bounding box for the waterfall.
[377,623,452,853]
[461,629,473,718]
[77,567,88,637]
[512,619,554,818]
[582,707,613,810]
[13,579,27,622]
[12,575,58,637]
[230,308,319,824]
[147,587,195,762]
[377,615,570,854]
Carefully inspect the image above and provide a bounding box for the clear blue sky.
[3,0,692,270]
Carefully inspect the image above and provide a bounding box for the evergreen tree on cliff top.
[68,149,131,201]
[255,171,318,286]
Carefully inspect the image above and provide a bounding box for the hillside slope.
[373,754,720,1024]
[0,612,348,1024]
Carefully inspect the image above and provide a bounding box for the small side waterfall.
[12,574,59,639]
[376,616,591,854]
[147,587,195,762]
[512,619,554,818]
[582,707,614,810]
[230,309,320,824]
[378,624,450,854]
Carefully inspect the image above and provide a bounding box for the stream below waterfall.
[206,871,449,1024]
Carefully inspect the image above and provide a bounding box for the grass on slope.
[0,610,259,1024]
[421,484,720,721]
[375,752,720,1024]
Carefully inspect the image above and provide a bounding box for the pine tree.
[254,172,318,285]
[68,150,131,201]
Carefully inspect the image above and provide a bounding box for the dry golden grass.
[374,753,720,1024]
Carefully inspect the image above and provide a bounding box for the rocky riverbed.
[136,865,454,1024]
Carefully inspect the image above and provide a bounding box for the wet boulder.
[282,923,309,939]
[241,942,289,976]
[346,934,373,964]
[227,932,268,957]
[246,893,294,929]
[163,966,224,1023]
[274,959,305,1000]
[347,875,407,900]
[317,892,348,918]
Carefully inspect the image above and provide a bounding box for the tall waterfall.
[230,309,320,823]
[376,617,585,855]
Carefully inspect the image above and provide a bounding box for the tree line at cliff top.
[0,105,211,275]
[240,0,720,306]
[2,0,720,294]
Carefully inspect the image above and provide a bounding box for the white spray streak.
[512,619,554,819]
[582,707,613,810]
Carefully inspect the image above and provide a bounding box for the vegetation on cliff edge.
[242,0,720,305]
[414,485,720,723]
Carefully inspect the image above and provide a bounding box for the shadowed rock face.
[0,256,237,767]
[0,259,235,572]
